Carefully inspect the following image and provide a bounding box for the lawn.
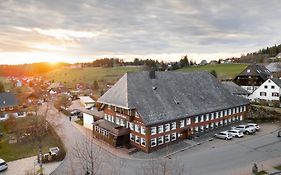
[177,63,248,79]
[42,66,142,89]
[0,76,12,90]
[0,116,65,162]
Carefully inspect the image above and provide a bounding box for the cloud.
[0,0,281,64]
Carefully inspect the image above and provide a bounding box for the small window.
[272,92,279,97]
[151,138,157,147]
[135,124,140,133]
[164,124,170,132]
[264,85,268,89]
[135,136,140,144]
[151,127,156,135]
[260,92,267,96]
[141,138,146,146]
[129,123,134,130]
[158,125,163,133]
[171,133,177,141]
[158,136,164,145]
[180,120,185,128]
[271,86,275,89]
[171,122,176,130]
[195,116,199,123]
[186,118,191,125]
[165,134,170,143]
[141,126,146,135]
[130,133,135,141]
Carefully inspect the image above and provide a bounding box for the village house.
[79,96,96,109]
[233,64,272,93]
[266,62,281,78]
[0,92,25,121]
[97,71,249,153]
[47,83,69,95]
[248,78,281,103]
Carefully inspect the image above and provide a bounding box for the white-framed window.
[216,112,219,119]
[129,123,134,131]
[116,117,120,125]
[229,109,232,115]
[194,127,199,133]
[200,115,204,122]
[135,124,140,133]
[210,123,214,129]
[205,124,209,129]
[210,113,214,120]
[220,120,223,126]
[151,127,156,135]
[220,111,223,118]
[215,122,219,127]
[240,115,243,121]
[151,138,157,147]
[141,126,146,135]
[236,107,239,114]
[135,136,140,144]
[195,116,199,123]
[141,138,146,146]
[243,106,246,112]
[130,133,134,141]
[165,123,170,132]
[228,118,232,123]
[104,114,108,121]
[171,122,176,130]
[224,110,227,116]
[205,114,209,121]
[158,125,163,133]
[120,119,125,126]
[272,92,279,97]
[180,120,185,128]
[171,133,177,141]
[186,118,191,125]
[158,136,164,145]
[224,119,227,125]
[165,134,170,143]
[200,126,204,132]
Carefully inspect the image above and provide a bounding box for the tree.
[210,70,217,78]
[92,80,99,91]
[180,55,189,67]
[137,158,185,175]
[55,94,71,110]
[0,81,5,93]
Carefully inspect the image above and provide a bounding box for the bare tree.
[55,94,71,110]
[137,158,185,175]
[72,136,103,175]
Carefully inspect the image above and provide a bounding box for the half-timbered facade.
[97,71,249,153]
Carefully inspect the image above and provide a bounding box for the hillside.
[42,66,142,90]
[177,63,248,80]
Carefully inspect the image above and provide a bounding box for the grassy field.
[43,66,141,89]
[0,116,65,162]
[177,63,248,79]
[0,77,12,90]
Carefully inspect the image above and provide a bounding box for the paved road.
[42,103,281,175]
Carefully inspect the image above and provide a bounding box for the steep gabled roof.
[266,62,281,73]
[0,92,18,108]
[271,78,281,87]
[235,64,272,80]
[98,71,249,125]
[222,81,250,95]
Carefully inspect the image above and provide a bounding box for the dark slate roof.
[236,64,272,80]
[94,119,129,136]
[0,92,18,108]
[98,71,249,126]
[222,81,250,95]
[271,78,281,87]
[266,62,281,73]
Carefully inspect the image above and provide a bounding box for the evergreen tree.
[92,80,99,91]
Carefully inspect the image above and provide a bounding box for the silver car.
[214,131,233,140]
[234,125,256,134]
[246,123,260,131]
[0,159,8,172]
[227,129,244,138]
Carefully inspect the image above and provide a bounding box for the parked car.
[70,109,81,117]
[233,125,256,134]
[227,129,244,138]
[214,131,233,140]
[49,147,60,156]
[0,159,8,172]
[278,130,281,137]
[246,123,260,131]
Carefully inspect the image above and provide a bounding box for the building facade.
[97,71,249,153]
[249,78,281,102]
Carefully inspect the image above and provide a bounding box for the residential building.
[233,64,272,93]
[0,92,25,121]
[97,71,249,153]
[248,78,281,102]
[79,96,96,109]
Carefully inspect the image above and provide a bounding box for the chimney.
[149,70,156,79]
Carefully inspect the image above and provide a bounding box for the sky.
[0,0,281,65]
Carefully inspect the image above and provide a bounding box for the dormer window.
[247,69,250,73]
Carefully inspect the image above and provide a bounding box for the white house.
[79,96,95,109]
[81,109,103,130]
[249,78,281,102]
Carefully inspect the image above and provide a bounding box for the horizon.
[1,1,281,65]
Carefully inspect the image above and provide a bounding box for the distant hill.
[0,62,69,77]
[236,44,281,63]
